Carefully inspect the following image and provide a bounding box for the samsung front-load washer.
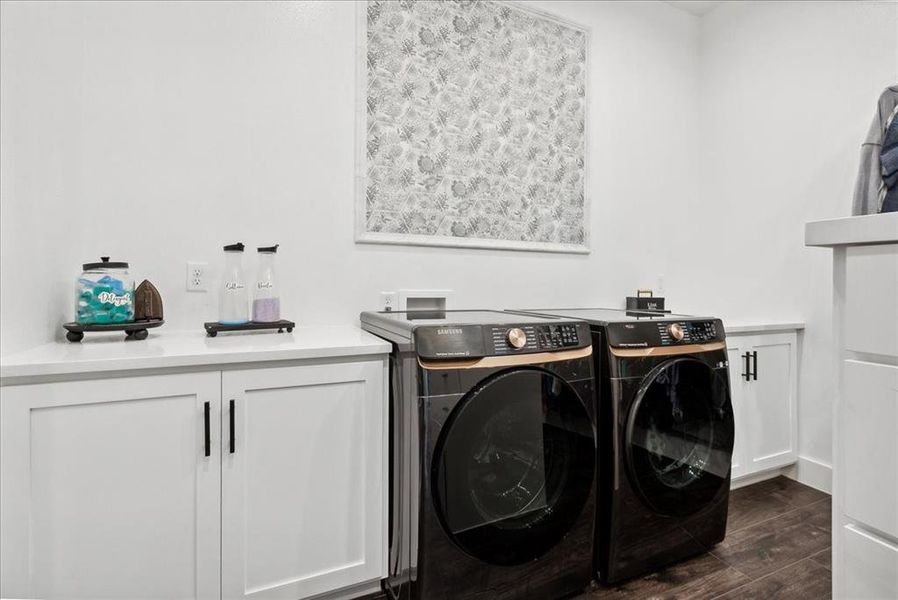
[513,308,735,583]
[360,310,597,600]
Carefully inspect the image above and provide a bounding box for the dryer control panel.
[415,321,591,359]
[683,320,719,343]
[607,318,724,348]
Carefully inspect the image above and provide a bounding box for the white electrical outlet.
[186,261,208,292]
[380,291,398,312]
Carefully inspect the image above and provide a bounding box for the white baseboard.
[730,457,832,494]
[731,466,791,490]
[785,455,832,494]
[308,578,381,600]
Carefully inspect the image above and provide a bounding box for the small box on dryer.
[626,289,666,312]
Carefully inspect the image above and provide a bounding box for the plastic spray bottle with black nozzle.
[219,243,249,325]
[252,244,280,323]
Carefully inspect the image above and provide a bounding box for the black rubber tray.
[64,319,164,342]
[204,319,295,337]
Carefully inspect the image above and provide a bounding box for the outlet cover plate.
[380,291,398,312]
[187,261,208,292]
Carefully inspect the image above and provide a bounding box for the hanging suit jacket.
[880,104,898,212]
[852,84,898,215]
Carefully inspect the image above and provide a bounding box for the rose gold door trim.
[609,341,726,357]
[418,345,592,370]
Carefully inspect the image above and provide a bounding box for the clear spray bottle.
[252,244,280,322]
[219,242,249,325]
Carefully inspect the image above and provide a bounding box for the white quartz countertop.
[722,322,805,334]
[805,213,898,247]
[0,325,391,383]
[0,319,804,383]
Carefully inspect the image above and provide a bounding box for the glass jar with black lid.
[75,257,135,324]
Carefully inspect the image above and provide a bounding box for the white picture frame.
[355,0,590,254]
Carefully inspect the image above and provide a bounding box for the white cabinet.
[745,335,796,472]
[838,357,898,600]
[725,331,798,481]
[842,360,898,540]
[843,524,898,599]
[0,373,222,600]
[836,244,898,599]
[844,244,898,357]
[806,220,898,600]
[0,357,387,600]
[221,361,386,600]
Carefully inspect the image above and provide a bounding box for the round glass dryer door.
[626,357,734,517]
[432,368,595,566]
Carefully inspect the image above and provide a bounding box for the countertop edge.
[0,345,391,383]
[1,327,392,384]
[0,322,808,382]
[805,213,898,247]
[724,322,805,334]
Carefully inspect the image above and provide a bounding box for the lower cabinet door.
[842,360,898,539]
[747,335,797,472]
[0,373,222,600]
[842,524,898,599]
[726,331,798,483]
[221,359,386,600]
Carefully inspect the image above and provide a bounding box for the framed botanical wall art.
[356,0,589,253]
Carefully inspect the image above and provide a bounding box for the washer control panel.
[607,318,724,349]
[542,323,583,349]
[656,320,719,345]
[415,321,590,359]
[487,323,583,355]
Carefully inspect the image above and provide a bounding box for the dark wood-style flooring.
[367,476,831,600]
[578,475,832,600]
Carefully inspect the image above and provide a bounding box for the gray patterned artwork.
[356,0,589,253]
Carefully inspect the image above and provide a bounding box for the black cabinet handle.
[742,352,751,381]
[229,399,236,454]
[203,401,211,458]
[752,351,758,381]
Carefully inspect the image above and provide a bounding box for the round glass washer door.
[625,357,734,517]
[431,367,595,566]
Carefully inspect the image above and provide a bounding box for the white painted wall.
[1,1,896,479]
[697,0,898,475]
[0,0,700,355]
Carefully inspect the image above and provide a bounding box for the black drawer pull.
[742,352,751,381]
[203,401,211,458]
[752,351,758,381]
